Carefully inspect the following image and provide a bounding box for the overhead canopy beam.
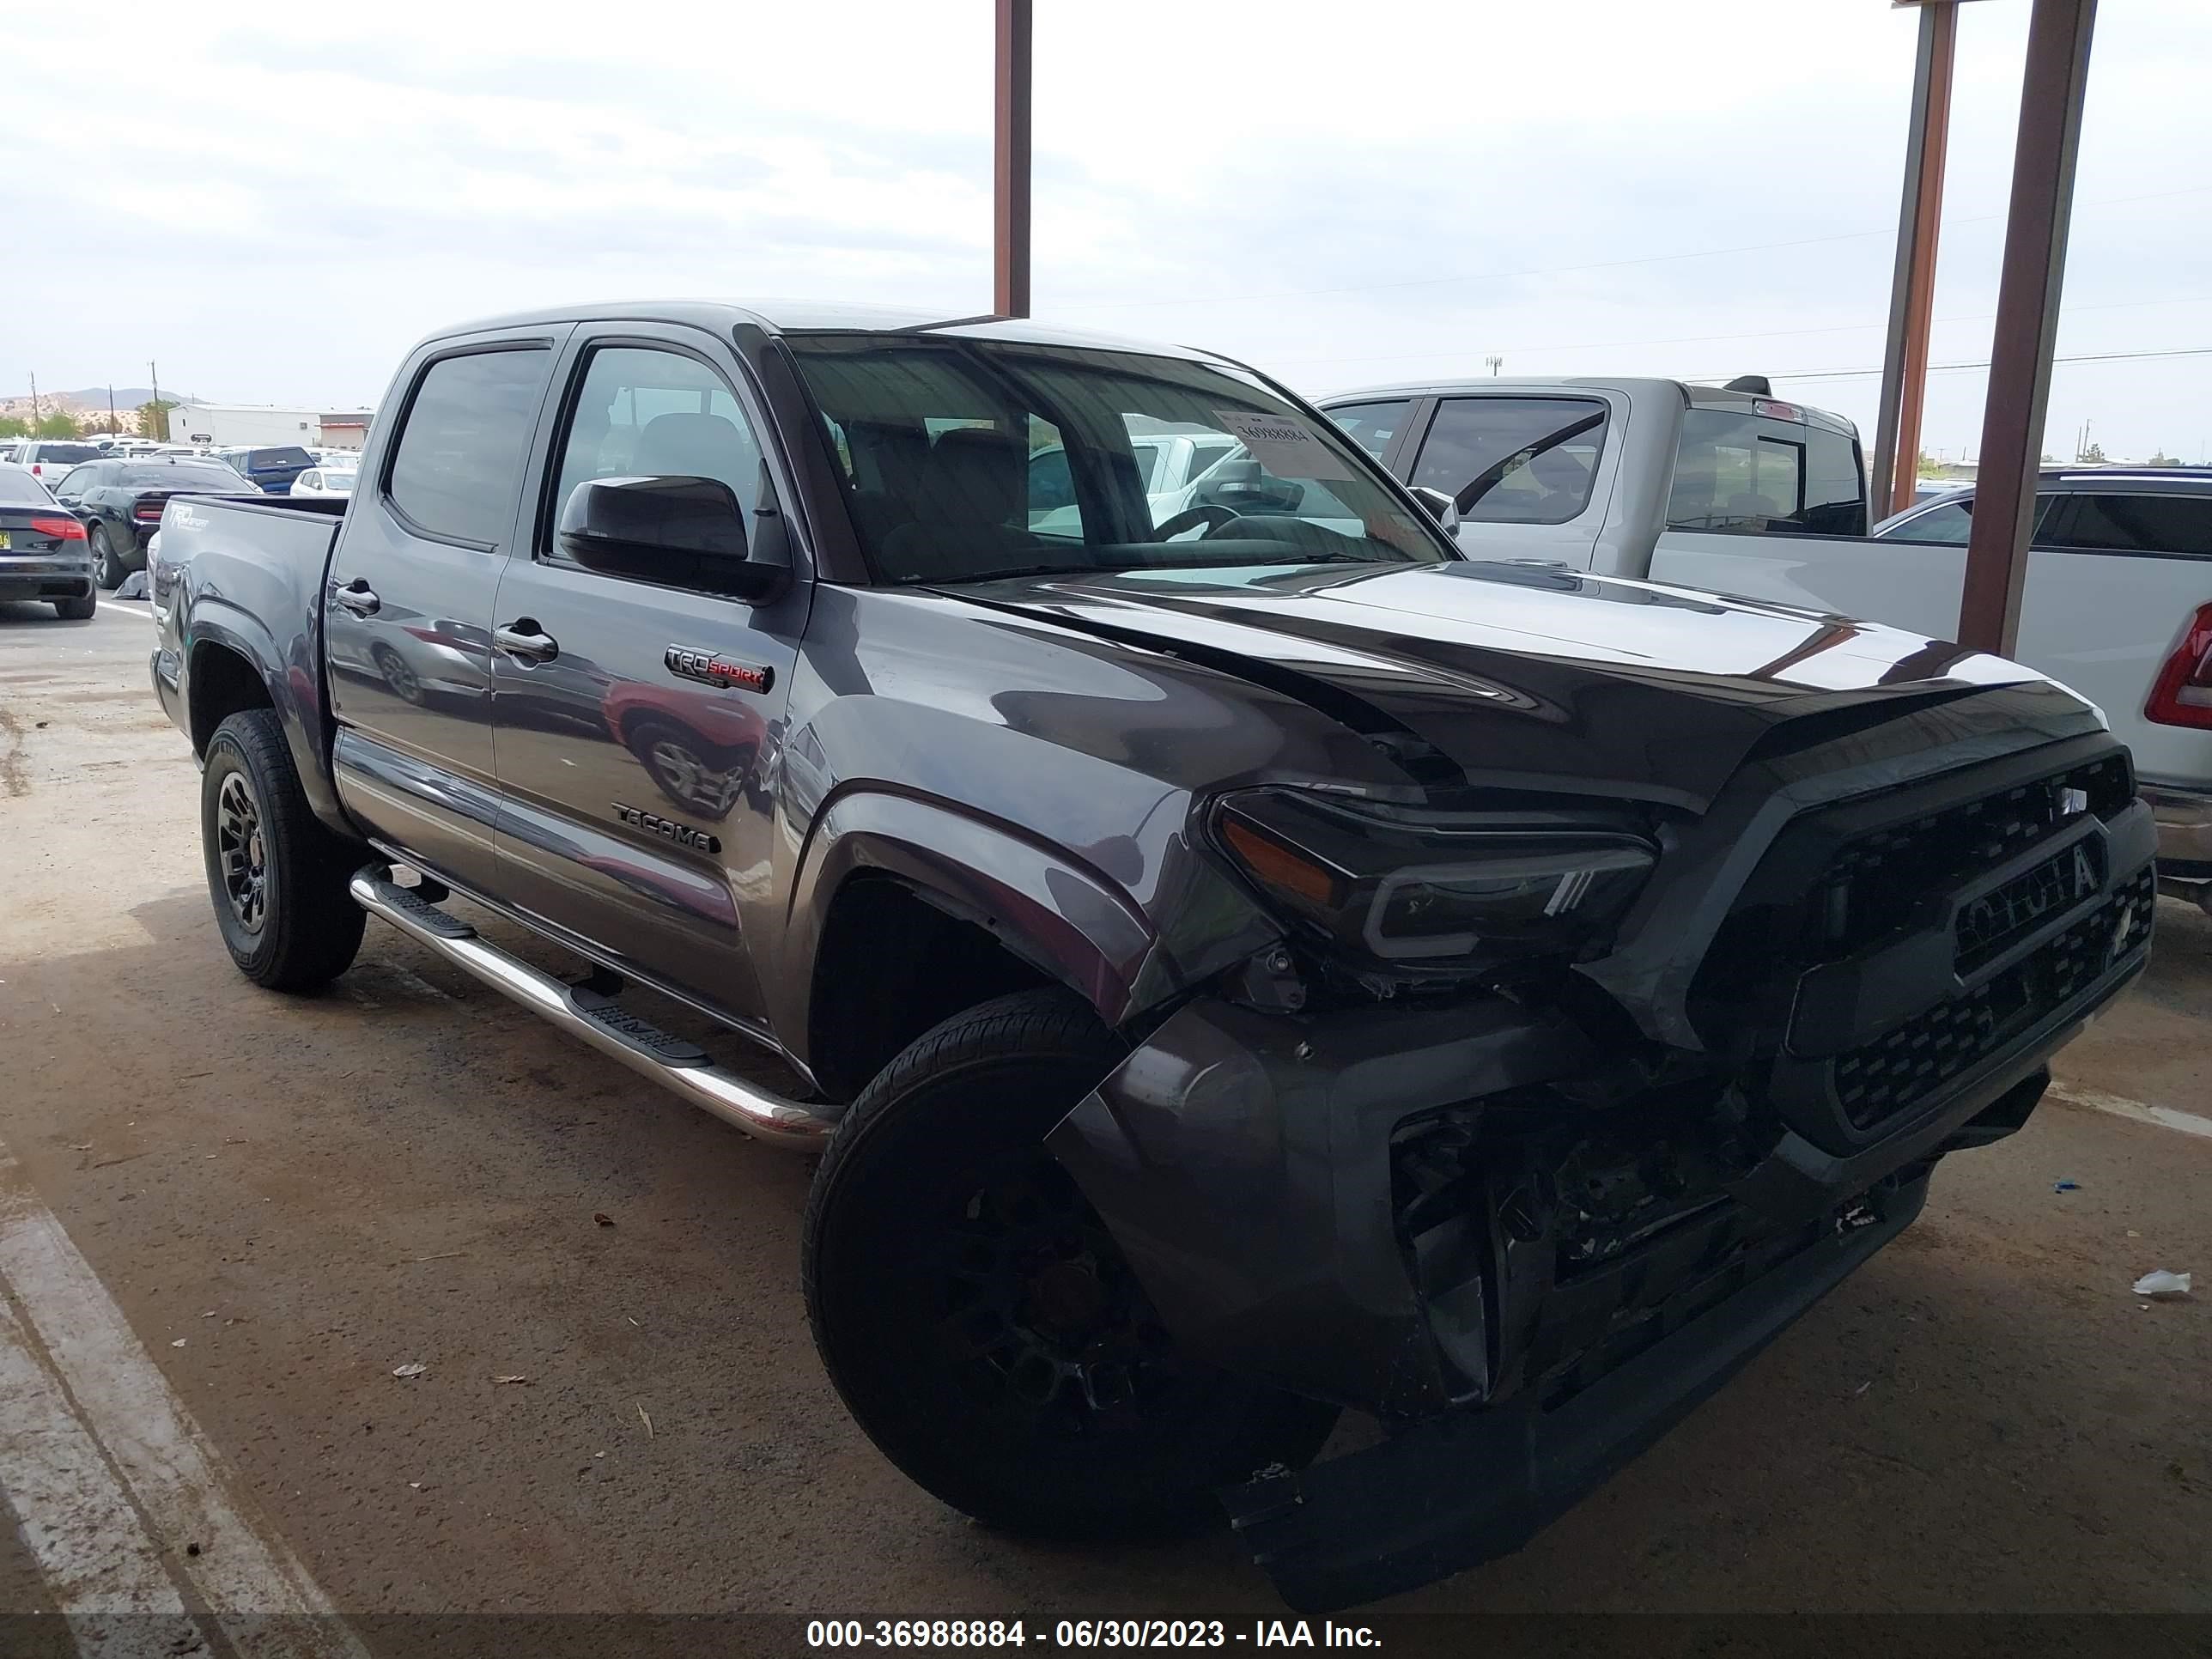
[1958,0,2097,655]
[993,0,1033,319]
[1870,2,1960,523]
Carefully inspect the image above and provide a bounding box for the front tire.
[90,524,128,589]
[200,708,366,990]
[803,988,1339,1540]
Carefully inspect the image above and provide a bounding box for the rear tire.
[804,988,1340,1540]
[53,593,95,621]
[200,708,366,991]
[90,525,127,589]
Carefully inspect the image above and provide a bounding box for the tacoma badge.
[612,801,722,854]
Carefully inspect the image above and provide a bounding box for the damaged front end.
[1048,720,2157,1612]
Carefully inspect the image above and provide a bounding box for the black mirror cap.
[556,474,790,605]
[1408,484,1456,526]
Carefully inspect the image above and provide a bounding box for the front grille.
[1832,865,2154,1127]
[1822,752,2132,959]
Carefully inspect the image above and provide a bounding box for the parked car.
[0,464,95,618]
[212,445,316,494]
[1869,468,2212,915]
[1319,379,2211,913]
[288,465,358,500]
[153,303,2154,1613]
[52,455,253,587]
[9,440,106,483]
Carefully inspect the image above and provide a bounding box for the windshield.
[787,335,1450,585]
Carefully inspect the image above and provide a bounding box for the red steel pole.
[993,0,1033,319]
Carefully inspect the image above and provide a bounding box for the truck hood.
[955,559,2061,807]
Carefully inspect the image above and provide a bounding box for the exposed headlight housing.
[1214,787,1656,972]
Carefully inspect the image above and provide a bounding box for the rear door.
[488,325,807,1030]
[326,332,565,893]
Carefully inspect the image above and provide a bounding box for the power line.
[1748,343,2212,386]
[1271,288,2212,374]
[1051,183,2212,314]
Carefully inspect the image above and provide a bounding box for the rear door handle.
[495,621,559,663]
[332,578,380,616]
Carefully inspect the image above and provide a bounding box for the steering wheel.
[1152,503,1241,540]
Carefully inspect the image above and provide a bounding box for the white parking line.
[0,1139,372,1659]
[2050,1082,2212,1141]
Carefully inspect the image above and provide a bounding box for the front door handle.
[495,621,560,663]
[332,578,380,616]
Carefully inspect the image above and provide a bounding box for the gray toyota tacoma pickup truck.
[151,301,2156,1610]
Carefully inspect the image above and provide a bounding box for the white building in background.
[315,410,374,452]
[164,403,319,447]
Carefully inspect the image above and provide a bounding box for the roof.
[1319,374,1858,436]
[416,299,1224,363]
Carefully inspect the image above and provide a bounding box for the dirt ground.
[1,596,2207,1649]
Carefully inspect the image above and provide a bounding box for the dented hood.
[958,559,2057,808]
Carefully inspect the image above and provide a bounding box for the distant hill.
[0,386,198,408]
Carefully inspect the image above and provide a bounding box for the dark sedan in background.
[0,465,95,618]
[52,456,250,587]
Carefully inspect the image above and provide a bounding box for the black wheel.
[90,524,128,589]
[803,988,1340,1540]
[53,592,95,621]
[200,708,367,991]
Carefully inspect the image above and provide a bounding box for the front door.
[489,330,808,1030]
[327,337,565,892]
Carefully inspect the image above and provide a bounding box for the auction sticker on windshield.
[1210,410,1353,481]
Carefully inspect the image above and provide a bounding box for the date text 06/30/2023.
[805,1620,1383,1649]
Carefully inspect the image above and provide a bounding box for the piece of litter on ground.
[200,1310,216,1318]
[594,1451,605,1459]
[1851,1381,1874,1396]
[169,1339,186,1348]
[408,1481,422,1490]
[636,1402,653,1438]
[593,1212,615,1227]
[2128,1229,2142,1238]
[2133,1270,2192,1299]
[392,1362,428,1378]
[626,1316,640,1328]
[494,1375,530,1385]
[2053,1179,2081,1193]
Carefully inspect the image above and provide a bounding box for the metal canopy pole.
[1958,0,2097,655]
[1870,2,1960,522]
[993,0,1033,319]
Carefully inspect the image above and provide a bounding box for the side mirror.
[1408,484,1458,530]
[557,474,788,605]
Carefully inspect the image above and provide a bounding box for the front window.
[787,335,1449,585]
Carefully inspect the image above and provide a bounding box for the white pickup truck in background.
[1321,377,2212,915]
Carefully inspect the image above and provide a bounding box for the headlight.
[1214,787,1656,969]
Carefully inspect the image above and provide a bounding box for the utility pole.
[1871,1,1963,521]
[27,370,37,428]
[107,385,118,435]
[149,360,163,441]
[992,0,1033,318]
[1486,355,1504,377]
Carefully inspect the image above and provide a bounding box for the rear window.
[246,447,313,469]
[1408,397,1609,525]
[2040,492,2212,557]
[386,347,551,545]
[1667,409,1866,537]
[0,469,53,504]
[30,443,101,465]
[118,464,243,489]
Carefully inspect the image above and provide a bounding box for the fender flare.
[775,788,1164,1061]
[184,607,349,831]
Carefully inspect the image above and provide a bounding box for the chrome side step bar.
[349,869,838,1151]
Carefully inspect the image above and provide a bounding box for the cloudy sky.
[5,0,2209,463]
